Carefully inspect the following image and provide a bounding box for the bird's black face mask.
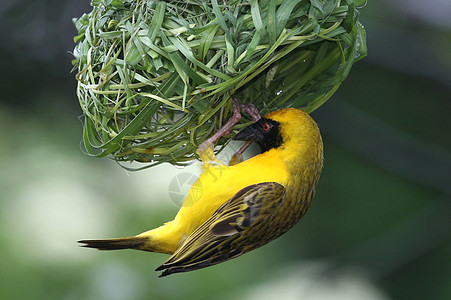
[233,118,282,152]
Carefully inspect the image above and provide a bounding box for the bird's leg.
[197,99,241,165]
[229,103,261,166]
[206,98,242,145]
[196,99,262,166]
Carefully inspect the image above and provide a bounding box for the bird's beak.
[233,123,263,142]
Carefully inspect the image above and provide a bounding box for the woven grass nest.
[73,0,366,168]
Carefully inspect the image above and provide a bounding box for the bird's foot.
[196,141,223,165]
[228,141,252,166]
[228,152,243,166]
[239,103,261,122]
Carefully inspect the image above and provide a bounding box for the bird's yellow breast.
[181,149,289,228]
[146,149,289,252]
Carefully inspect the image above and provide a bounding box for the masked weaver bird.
[79,100,323,277]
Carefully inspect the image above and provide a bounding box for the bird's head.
[233,117,282,152]
[234,108,322,155]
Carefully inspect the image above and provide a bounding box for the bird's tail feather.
[78,237,147,250]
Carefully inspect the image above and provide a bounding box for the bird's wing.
[156,182,286,277]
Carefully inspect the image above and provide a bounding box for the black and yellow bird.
[79,101,323,277]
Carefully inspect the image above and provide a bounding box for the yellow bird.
[79,101,323,277]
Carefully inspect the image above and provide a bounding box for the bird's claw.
[228,152,244,166]
[196,141,223,165]
[196,141,214,156]
[239,103,261,122]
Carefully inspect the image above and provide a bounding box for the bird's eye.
[263,123,270,132]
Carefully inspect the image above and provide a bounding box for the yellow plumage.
[80,107,323,277]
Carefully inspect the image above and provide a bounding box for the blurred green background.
[1,1,450,299]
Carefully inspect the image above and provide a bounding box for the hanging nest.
[73,0,366,168]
